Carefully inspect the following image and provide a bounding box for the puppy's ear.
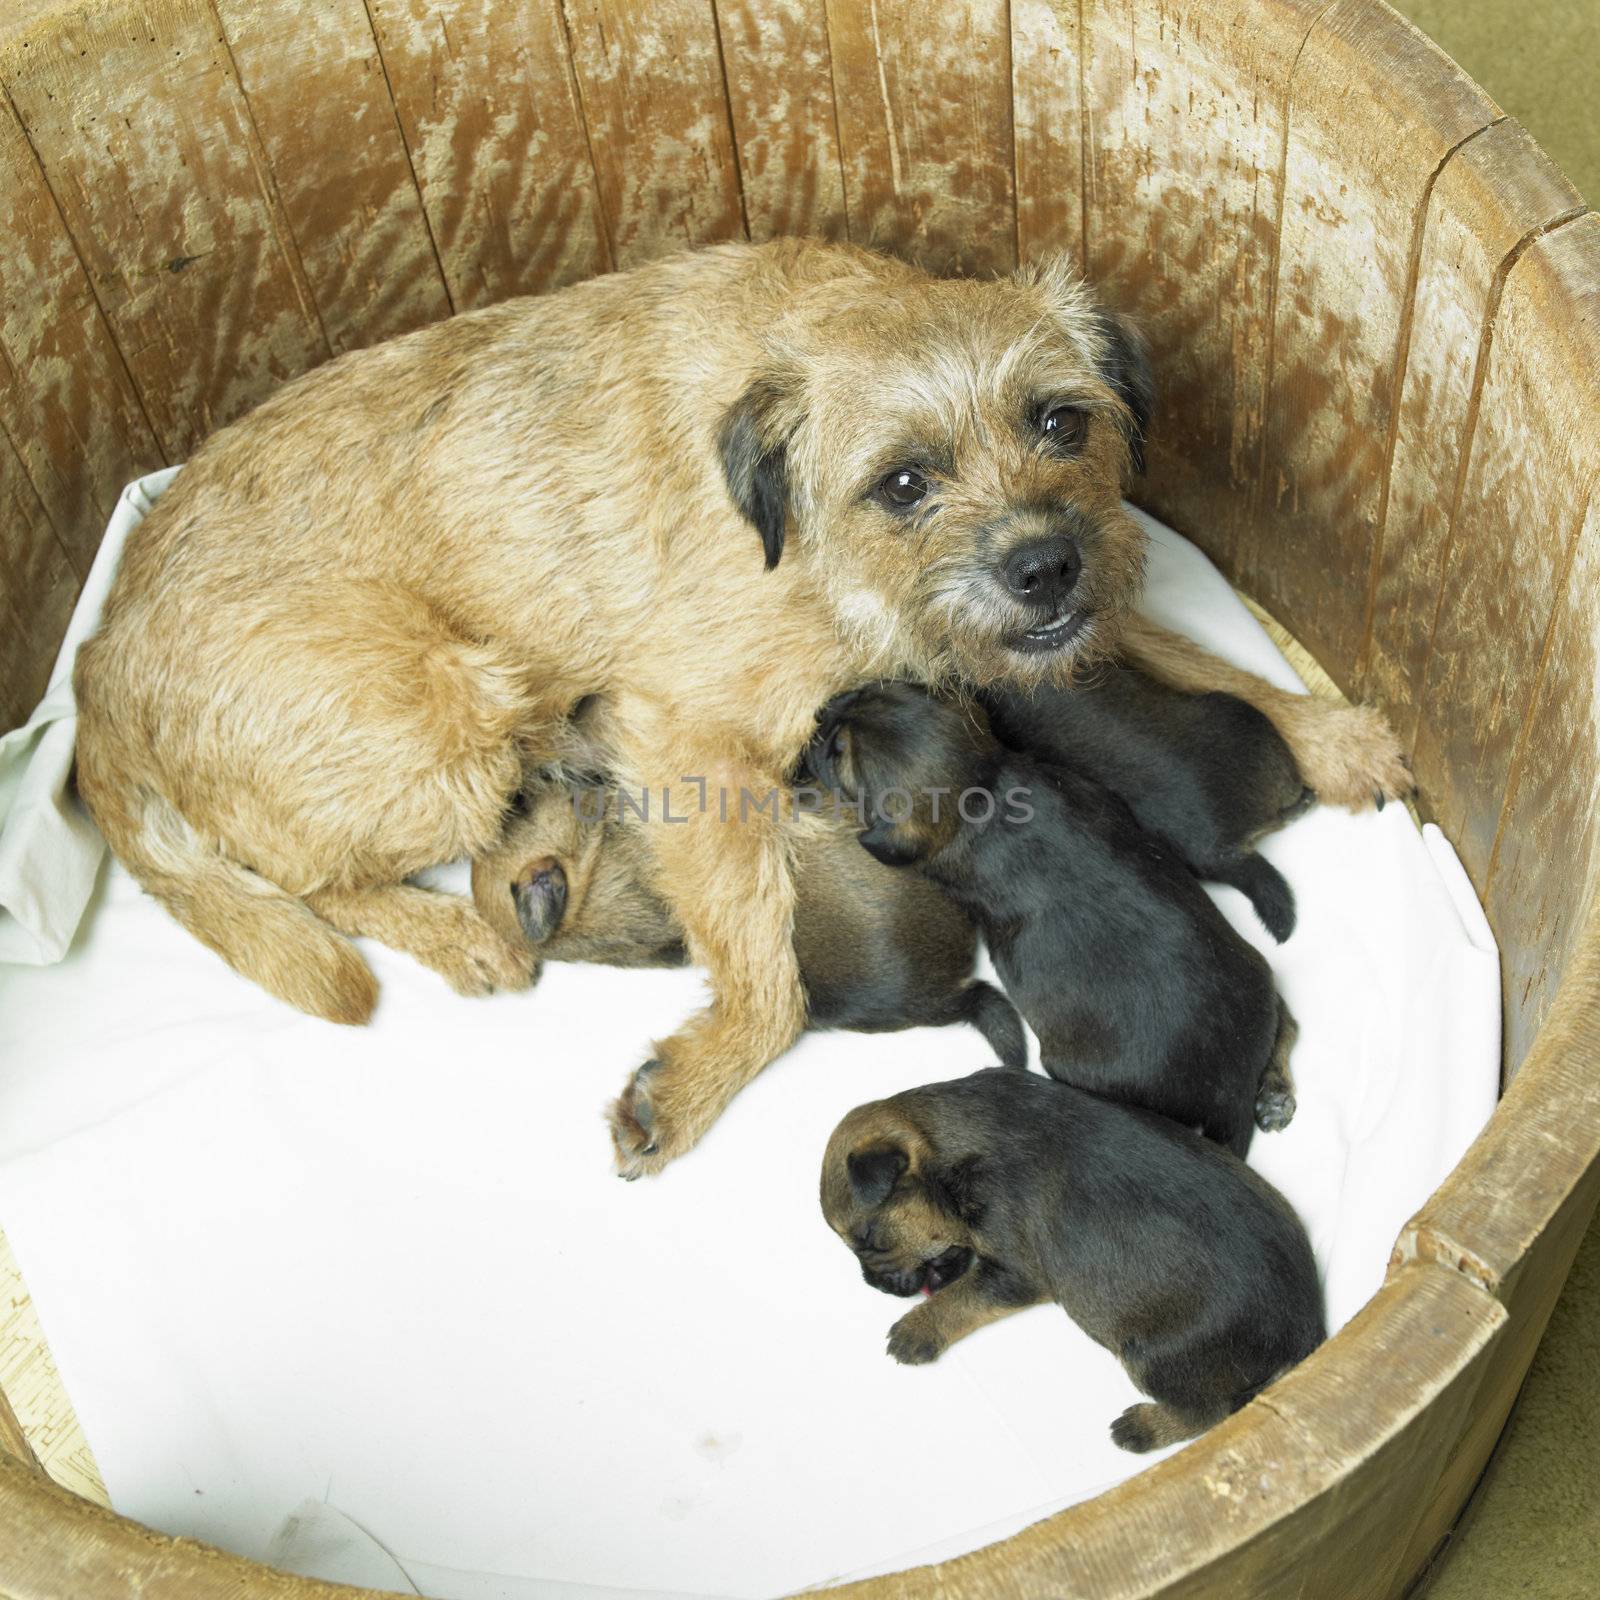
[718,373,801,570]
[847,1142,908,1208]
[926,1153,986,1226]
[858,819,925,868]
[1094,311,1155,475]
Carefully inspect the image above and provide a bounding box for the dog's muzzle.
[860,1245,974,1298]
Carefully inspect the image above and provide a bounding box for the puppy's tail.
[1212,850,1297,944]
[77,773,377,1025]
[959,980,1028,1071]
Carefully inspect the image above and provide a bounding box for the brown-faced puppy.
[980,665,1312,942]
[471,777,1026,1065]
[821,1068,1326,1452]
[808,683,1296,1154]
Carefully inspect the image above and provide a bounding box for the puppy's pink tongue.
[920,1286,933,1298]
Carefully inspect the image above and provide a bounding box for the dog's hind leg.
[1255,996,1299,1132]
[306,884,534,997]
[1109,1400,1221,1453]
[951,981,1028,1069]
[1209,850,1296,943]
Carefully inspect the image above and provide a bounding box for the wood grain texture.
[1009,0,1083,269]
[1411,215,1598,895]
[365,0,610,310]
[714,0,847,241]
[1355,119,1582,742]
[1075,0,1328,577]
[2,0,330,462]
[1239,0,1499,676]
[0,431,77,733]
[0,92,161,572]
[212,0,452,353]
[562,0,745,269]
[825,0,1015,275]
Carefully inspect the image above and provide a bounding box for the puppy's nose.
[512,857,568,944]
[1002,536,1082,611]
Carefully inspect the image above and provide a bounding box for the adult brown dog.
[73,238,1408,1175]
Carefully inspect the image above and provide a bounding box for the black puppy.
[808,683,1296,1154]
[822,1067,1326,1452]
[981,663,1311,942]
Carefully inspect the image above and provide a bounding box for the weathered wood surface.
[1009,0,1083,269]
[562,0,745,268]
[365,0,611,309]
[715,0,848,242]
[824,0,1016,275]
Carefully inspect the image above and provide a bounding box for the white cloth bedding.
[0,477,1499,1597]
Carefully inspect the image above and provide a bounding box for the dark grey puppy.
[822,1067,1326,1452]
[980,663,1311,941]
[808,682,1296,1154]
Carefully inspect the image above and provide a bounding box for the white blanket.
[0,478,1499,1597]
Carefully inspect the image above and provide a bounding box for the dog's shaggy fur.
[821,1068,1326,1451]
[73,237,1409,1174]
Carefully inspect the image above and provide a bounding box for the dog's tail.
[959,980,1028,1071]
[77,772,377,1025]
[1212,850,1297,944]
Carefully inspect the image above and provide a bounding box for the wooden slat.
[2,0,330,461]
[1009,0,1083,269]
[1411,215,1599,895]
[1355,119,1582,742]
[1075,0,1326,577]
[824,0,1015,276]
[1238,0,1499,679]
[0,94,161,572]
[1486,485,1600,1070]
[0,430,77,733]
[562,0,744,270]
[365,0,610,310]
[714,0,847,242]
[213,0,453,353]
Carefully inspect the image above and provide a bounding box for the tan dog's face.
[820,1103,975,1298]
[721,258,1151,689]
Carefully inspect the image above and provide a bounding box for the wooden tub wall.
[0,1,1596,1596]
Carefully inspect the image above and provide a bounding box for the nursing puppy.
[821,1068,1326,1452]
[74,235,1407,1176]
[809,683,1296,1154]
[981,665,1311,941]
[471,778,1026,1065]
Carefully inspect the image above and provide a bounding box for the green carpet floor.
[1390,5,1599,1593]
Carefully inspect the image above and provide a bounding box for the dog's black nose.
[1002,536,1082,610]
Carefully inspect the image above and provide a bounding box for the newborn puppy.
[821,1068,1326,1452]
[808,683,1295,1154]
[980,664,1311,941]
[471,777,1026,1064]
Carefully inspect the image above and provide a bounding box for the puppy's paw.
[432,905,538,996]
[609,1059,672,1179]
[887,1308,947,1366]
[1285,700,1414,812]
[1110,1404,1162,1453]
[1255,1074,1297,1133]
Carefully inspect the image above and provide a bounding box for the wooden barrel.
[1,2,1595,1595]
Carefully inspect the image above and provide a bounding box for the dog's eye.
[874,468,929,511]
[1039,404,1088,449]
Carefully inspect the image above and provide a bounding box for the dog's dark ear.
[858,819,925,868]
[926,1154,986,1226]
[847,1142,908,1208]
[1095,311,1155,475]
[718,375,799,570]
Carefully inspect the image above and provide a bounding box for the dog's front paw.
[1255,1074,1297,1132]
[1110,1403,1162,1453]
[436,905,539,996]
[608,1059,678,1179]
[887,1308,947,1366]
[1285,700,1414,813]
